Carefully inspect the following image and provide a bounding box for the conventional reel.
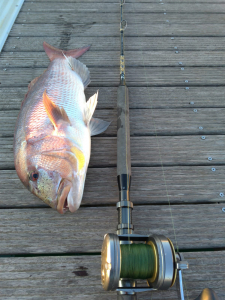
[101,232,188,293]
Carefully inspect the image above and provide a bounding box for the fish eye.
[30,172,39,181]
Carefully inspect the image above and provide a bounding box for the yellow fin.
[43,90,71,128]
[71,146,85,171]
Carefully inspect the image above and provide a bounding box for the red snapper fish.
[14,42,110,214]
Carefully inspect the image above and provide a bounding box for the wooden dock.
[0,0,225,299]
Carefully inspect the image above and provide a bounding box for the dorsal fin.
[64,55,90,88]
[43,41,91,61]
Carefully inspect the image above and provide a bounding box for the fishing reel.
[101,232,186,292]
[101,231,219,300]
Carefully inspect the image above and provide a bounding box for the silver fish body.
[14,42,110,213]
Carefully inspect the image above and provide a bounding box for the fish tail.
[43,41,91,62]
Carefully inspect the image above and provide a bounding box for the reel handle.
[116,288,219,300]
[177,257,219,300]
[193,288,219,300]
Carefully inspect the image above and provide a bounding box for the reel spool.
[101,233,180,292]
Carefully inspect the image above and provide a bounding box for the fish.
[14,41,110,214]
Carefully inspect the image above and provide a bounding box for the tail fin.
[43,41,91,61]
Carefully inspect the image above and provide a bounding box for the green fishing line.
[120,244,156,279]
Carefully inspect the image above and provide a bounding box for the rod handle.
[117,85,131,176]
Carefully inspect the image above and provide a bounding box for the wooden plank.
[20,2,225,13]
[4,36,225,51]
[2,133,225,166]
[9,23,225,37]
[4,135,225,168]
[0,251,224,299]
[0,165,224,207]
[1,108,225,138]
[2,51,225,67]
[1,87,225,110]
[1,67,225,87]
[0,204,224,254]
[15,12,225,24]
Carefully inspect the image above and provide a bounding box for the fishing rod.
[101,1,219,300]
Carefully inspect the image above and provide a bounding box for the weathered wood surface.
[15,12,225,24]
[1,87,225,109]
[0,166,224,207]
[10,23,225,37]
[1,0,225,298]
[1,67,225,87]
[2,135,225,169]
[20,2,225,13]
[3,51,225,67]
[4,37,225,51]
[0,251,224,300]
[0,204,225,254]
[2,108,225,138]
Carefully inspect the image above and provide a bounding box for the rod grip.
[117,85,131,176]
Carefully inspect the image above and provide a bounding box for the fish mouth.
[57,178,72,214]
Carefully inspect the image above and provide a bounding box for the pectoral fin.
[89,118,111,136]
[84,91,98,124]
[43,90,71,128]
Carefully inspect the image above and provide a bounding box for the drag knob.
[194,288,219,300]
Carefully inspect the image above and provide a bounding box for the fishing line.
[130,1,190,298]
[120,244,155,279]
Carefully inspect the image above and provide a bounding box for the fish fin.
[22,70,48,107]
[21,79,38,107]
[43,41,91,61]
[63,54,90,88]
[43,90,71,128]
[28,76,40,90]
[71,146,86,172]
[84,91,98,124]
[89,118,111,136]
